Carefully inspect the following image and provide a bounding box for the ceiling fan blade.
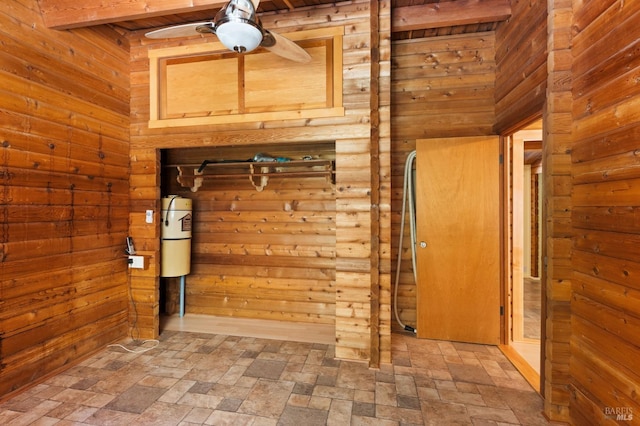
[145,22,213,39]
[261,29,311,63]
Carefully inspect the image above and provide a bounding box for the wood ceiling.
[36,0,511,39]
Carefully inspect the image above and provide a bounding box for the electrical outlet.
[128,255,145,269]
[145,210,153,224]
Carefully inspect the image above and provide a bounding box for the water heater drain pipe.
[180,275,186,317]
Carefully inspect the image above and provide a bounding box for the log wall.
[128,0,392,364]
[0,0,130,399]
[494,0,547,134]
[570,0,640,423]
[390,32,497,331]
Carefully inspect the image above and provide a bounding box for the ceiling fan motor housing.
[144,0,311,62]
[214,0,264,53]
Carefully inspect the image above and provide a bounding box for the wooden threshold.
[499,344,541,393]
[160,314,336,345]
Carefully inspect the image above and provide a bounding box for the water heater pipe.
[180,275,186,317]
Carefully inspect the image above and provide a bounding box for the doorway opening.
[502,118,543,392]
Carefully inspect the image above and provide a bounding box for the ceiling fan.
[145,0,311,63]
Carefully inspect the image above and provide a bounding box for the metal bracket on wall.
[249,163,270,192]
[176,166,203,192]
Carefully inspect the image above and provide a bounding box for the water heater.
[161,195,192,277]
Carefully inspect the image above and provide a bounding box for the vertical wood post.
[542,0,573,421]
[369,0,381,369]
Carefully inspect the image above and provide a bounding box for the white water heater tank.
[161,195,192,277]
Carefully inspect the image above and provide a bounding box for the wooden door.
[416,136,501,345]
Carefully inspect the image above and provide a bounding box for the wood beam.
[36,0,226,29]
[392,0,511,32]
[524,140,543,150]
[39,0,512,31]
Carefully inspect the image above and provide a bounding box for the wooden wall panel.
[390,32,496,333]
[129,147,161,339]
[392,34,496,140]
[128,0,392,364]
[570,0,640,422]
[494,0,547,134]
[0,0,130,399]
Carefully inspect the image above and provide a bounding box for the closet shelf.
[169,159,335,192]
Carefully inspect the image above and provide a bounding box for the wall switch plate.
[128,255,145,269]
[145,210,154,224]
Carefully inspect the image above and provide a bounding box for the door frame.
[500,117,544,393]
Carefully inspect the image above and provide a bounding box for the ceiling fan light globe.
[216,21,263,53]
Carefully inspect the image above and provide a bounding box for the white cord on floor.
[107,339,160,353]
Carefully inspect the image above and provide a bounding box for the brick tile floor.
[0,331,552,425]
